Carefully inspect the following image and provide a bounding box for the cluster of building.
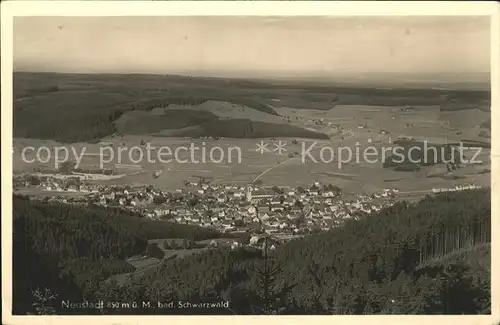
[14,173,398,238]
[13,173,100,193]
[155,182,396,237]
[304,118,339,128]
[432,184,482,193]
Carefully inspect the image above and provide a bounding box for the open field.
[106,238,239,285]
[14,72,490,143]
[14,117,491,196]
[13,72,491,195]
[107,256,161,285]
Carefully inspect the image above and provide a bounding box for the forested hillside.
[156,118,330,139]
[13,72,489,143]
[12,189,491,315]
[12,195,224,314]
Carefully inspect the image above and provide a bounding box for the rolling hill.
[13,72,490,143]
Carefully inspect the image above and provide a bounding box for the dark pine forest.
[12,189,491,315]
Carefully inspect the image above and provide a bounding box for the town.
[14,168,484,245]
[14,172,405,242]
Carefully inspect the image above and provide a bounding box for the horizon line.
[13,70,491,91]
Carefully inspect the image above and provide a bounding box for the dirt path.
[251,130,354,183]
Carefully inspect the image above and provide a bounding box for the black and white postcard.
[1,2,498,325]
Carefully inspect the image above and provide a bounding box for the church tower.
[246,185,252,202]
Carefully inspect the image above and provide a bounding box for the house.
[249,188,274,203]
[154,208,170,217]
[213,206,224,213]
[257,204,270,213]
[247,205,257,215]
[284,197,295,207]
[267,219,280,228]
[223,227,236,233]
[270,197,281,205]
[259,213,271,221]
[249,235,261,246]
[306,210,319,219]
[194,204,206,213]
[271,204,284,212]
[322,191,336,198]
[221,219,233,227]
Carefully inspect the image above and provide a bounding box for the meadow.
[14,108,491,195]
[13,72,491,194]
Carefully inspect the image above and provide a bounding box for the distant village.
[14,172,399,239]
[13,171,482,243]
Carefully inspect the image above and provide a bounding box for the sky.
[14,16,490,80]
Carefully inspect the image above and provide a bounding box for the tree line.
[92,189,490,315]
[12,195,225,314]
[12,189,491,315]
